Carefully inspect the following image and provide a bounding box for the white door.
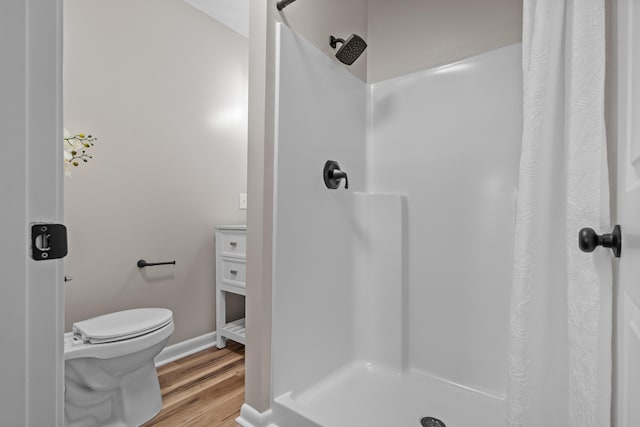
[616,0,640,425]
[0,0,64,426]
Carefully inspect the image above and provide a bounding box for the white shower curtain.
[506,1,612,426]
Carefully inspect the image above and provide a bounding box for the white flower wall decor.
[64,128,98,177]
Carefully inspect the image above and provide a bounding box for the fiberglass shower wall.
[368,44,522,395]
[272,22,523,400]
[271,24,367,397]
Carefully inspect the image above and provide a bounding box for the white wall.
[353,194,405,370]
[272,24,367,397]
[245,0,368,411]
[369,44,523,395]
[273,24,522,403]
[63,0,248,345]
[1,0,64,424]
[248,0,522,412]
[366,0,522,82]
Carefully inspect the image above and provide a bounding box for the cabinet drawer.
[221,258,246,286]
[219,230,246,258]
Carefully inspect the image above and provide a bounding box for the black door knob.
[578,225,621,258]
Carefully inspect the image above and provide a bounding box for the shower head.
[329,34,367,66]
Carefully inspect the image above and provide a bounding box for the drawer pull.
[230,269,238,275]
[229,242,238,247]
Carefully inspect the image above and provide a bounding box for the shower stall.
[268,23,523,426]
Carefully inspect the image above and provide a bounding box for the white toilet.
[64,308,174,427]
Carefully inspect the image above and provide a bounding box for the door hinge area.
[31,223,68,261]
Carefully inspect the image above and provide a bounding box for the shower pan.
[267,24,523,427]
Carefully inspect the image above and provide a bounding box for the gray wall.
[64,0,248,345]
[366,0,523,82]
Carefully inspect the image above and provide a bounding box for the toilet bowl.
[64,308,174,427]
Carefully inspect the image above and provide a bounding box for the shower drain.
[420,416,446,427]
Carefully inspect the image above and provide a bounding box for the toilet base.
[65,358,163,427]
[120,361,163,425]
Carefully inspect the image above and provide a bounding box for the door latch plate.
[31,223,68,261]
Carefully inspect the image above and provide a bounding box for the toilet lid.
[72,308,173,344]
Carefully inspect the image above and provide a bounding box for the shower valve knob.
[323,160,349,190]
[578,225,621,258]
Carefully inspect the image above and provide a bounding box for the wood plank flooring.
[143,341,245,427]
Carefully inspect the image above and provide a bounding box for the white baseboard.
[154,331,217,367]
[236,403,274,427]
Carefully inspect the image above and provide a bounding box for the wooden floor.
[143,341,245,427]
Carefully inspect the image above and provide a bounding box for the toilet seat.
[72,308,173,344]
[65,308,174,361]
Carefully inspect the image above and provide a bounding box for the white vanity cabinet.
[215,225,246,348]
